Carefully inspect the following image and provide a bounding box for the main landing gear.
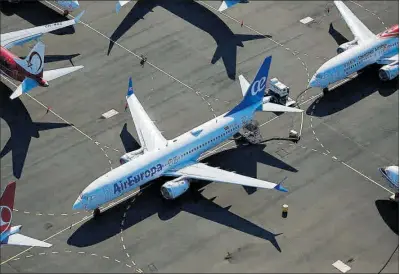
[63,10,70,17]
[93,208,101,219]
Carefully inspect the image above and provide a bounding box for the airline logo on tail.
[26,51,43,75]
[250,76,267,96]
[0,182,15,235]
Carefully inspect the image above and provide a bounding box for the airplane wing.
[165,162,288,192]
[0,11,84,49]
[218,0,243,12]
[126,78,168,152]
[334,1,375,43]
[377,53,399,65]
[5,233,52,248]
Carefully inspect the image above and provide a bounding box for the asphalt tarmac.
[0,1,398,273]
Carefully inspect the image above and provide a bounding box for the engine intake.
[160,179,190,200]
[119,148,144,165]
[379,62,399,81]
[337,39,358,54]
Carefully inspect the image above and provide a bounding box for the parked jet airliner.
[72,56,303,217]
[1,181,51,247]
[308,1,399,94]
[0,11,85,99]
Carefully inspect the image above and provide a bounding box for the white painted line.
[115,259,121,263]
[25,255,33,258]
[341,162,394,194]
[102,109,119,119]
[300,17,314,24]
[132,261,136,266]
[48,213,55,216]
[126,264,132,268]
[65,250,72,253]
[127,253,130,258]
[323,152,327,156]
[61,213,68,216]
[312,149,318,152]
[91,253,98,256]
[13,258,20,261]
[123,244,126,250]
[78,251,85,254]
[332,260,351,273]
[23,211,30,214]
[39,253,46,255]
[332,156,338,160]
[103,256,110,259]
[52,251,59,254]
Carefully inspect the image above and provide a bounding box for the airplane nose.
[308,75,317,88]
[72,197,83,210]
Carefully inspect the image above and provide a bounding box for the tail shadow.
[328,23,349,46]
[120,123,141,152]
[0,82,72,179]
[0,1,76,35]
[375,199,399,235]
[108,0,266,79]
[306,66,398,117]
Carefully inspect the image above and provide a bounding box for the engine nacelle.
[337,39,358,54]
[160,179,190,200]
[119,149,144,165]
[379,62,399,81]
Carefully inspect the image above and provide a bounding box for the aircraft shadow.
[306,66,398,117]
[120,123,141,152]
[67,145,294,252]
[0,82,72,179]
[107,0,266,79]
[68,179,282,252]
[375,199,399,235]
[0,1,76,35]
[328,23,349,46]
[19,54,81,66]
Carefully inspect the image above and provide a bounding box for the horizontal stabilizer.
[218,0,241,12]
[238,75,250,96]
[43,65,84,82]
[6,233,52,247]
[116,0,131,13]
[259,102,303,113]
[10,78,39,100]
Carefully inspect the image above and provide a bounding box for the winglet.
[127,77,134,97]
[74,10,85,24]
[274,176,288,192]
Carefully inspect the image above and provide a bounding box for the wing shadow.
[107,0,266,79]
[328,23,349,46]
[306,66,398,117]
[120,123,141,152]
[0,82,72,179]
[67,178,283,252]
[205,144,297,195]
[375,199,399,235]
[0,1,76,35]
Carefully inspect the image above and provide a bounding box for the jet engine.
[160,179,190,200]
[337,39,358,54]
[119,148,144,165]
[379,62,399,81]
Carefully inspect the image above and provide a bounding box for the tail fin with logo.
[0,181,52,247]
[226,56,303,115]
[14,41,45,77]
[0,181,16,235]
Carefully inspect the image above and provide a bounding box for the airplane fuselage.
[309,25,399,88]
[74,104,258,210]
[0,46,47,86]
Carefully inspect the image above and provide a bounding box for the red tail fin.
[0,181,16,234]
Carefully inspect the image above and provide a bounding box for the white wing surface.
[334,1,375,43]
[166,162,288,191]
[6,233,52,248]
[126,78,167,152]
[1,11,84,49]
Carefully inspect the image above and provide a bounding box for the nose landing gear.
[93,208,101,219]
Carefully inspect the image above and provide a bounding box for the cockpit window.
[315,73,322,79]
[80,194,88,200]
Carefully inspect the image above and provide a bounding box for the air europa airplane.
[73,56,303,218]
[309,1,399,94]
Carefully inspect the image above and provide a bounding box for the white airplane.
[115,0,247,14]
[72,56,303,217]
[1,11,85,99]
[308,1,399,95]
[1,181,52,247]
[379,165,399,201]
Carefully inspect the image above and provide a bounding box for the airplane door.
[104,186,112,202]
